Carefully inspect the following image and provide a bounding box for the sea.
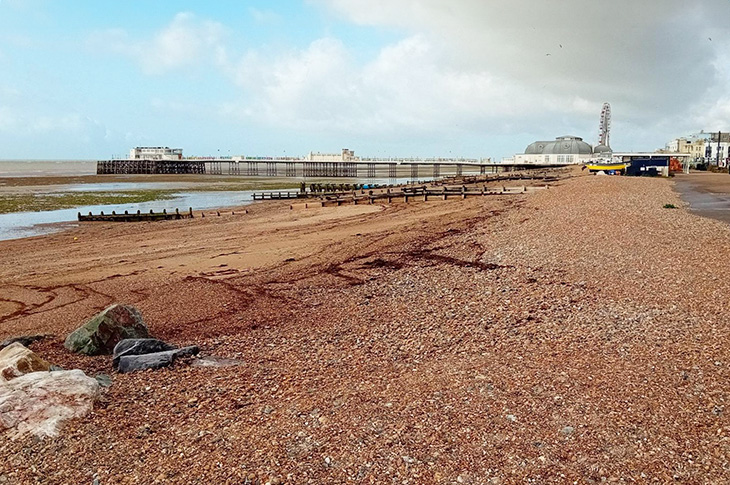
[0,160,97,177]
[0,160,419,241]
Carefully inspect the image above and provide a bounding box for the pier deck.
[97,158,568,177]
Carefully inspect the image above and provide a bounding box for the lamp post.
[717,131,721,168]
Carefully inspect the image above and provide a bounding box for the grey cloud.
[316,0,730,147]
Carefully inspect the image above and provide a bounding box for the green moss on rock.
[64,304,149,356]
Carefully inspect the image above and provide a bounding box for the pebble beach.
[2,170,730,483]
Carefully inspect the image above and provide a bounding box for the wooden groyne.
[252,191,305,201]
[314,185,546,206]
[252,171,558,204]
[78,208,194,222]
[281,184,550,210]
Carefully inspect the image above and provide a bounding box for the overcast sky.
[1,0,729,160]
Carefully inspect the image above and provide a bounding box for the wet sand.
[674,171,730,223]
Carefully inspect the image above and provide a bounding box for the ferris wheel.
[598,102,611,147]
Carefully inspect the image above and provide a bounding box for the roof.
[524,136,593,155]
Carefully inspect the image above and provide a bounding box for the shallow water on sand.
[0,190,257,241]
[0,176,421,241]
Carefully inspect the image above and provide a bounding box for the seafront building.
[305,149,358,162]
[129,147,183,161]
[664,131,730,167]
[707,132,730,167]
[509,135,606,165]
[505,104,614,166]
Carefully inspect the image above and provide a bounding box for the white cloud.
[310,0,730,149]
[81,3,730,156]
[249,7,280,24]
[88,13,227,75]
[0,106,103,137]
[224,33,604,145]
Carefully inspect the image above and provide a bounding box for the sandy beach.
[2,171,730,483]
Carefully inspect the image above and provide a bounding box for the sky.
[1,0,730,160]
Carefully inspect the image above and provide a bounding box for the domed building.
[593,144,613,156]
[515,135,601,165]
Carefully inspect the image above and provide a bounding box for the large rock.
[0,343,51,382]
[64,304,149,355]
[0,369,99,438]
[117,346,199,373]
[112,338,177,370]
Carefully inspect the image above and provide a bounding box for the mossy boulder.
[64,304,149,356]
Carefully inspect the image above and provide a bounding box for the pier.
[97,159,205,175]
[97,157,566,178]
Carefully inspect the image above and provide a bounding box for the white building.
[665,132,709,161]
[706,132,730,167]
[665,131,730,166]
[129,147,183,160]
[305,148,357,162]
[514,135,596,165]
